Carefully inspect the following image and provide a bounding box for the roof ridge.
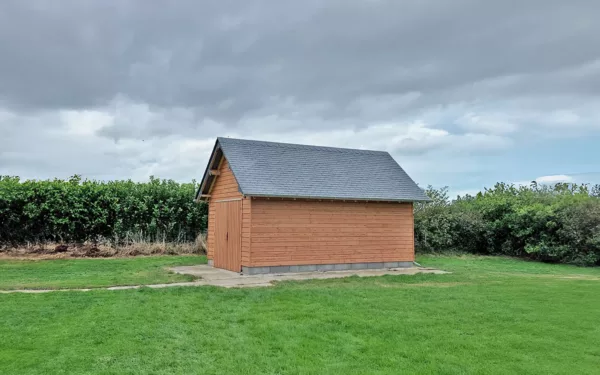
[217,137,388,154]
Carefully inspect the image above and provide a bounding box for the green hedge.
[0,176,207,246]
[415,183,600,266]
[4,174,600,266]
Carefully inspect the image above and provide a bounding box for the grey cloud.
[1,0,600,141]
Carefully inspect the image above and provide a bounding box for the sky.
[1,0,600,197]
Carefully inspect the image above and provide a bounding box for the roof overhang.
[195,139,224,201]
[245,193,432,203]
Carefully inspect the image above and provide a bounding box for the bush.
[0,175,207,247]
[415,183,600,266]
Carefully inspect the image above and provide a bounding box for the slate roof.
[197,137,430,202]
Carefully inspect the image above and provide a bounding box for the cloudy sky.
[1,0,600,196]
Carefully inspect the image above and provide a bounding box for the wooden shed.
[196,138,430,274]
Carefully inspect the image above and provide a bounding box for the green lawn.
[0,255,207,290]
[1,255,599,374]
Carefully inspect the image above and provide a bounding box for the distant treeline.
[415,183,600,266]
[0,176,207,247]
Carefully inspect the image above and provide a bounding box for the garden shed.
[196,137,430,274]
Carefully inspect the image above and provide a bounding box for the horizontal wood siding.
[207,158,242,261]
[249,199,414,266]
[210,159,242,201]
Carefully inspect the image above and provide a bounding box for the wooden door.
[213,200,242,272]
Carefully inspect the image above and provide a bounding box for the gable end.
[196,140,245,201]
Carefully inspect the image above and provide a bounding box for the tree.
[414,185,448,213]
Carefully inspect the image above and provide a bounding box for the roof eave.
[245,193,431,203]
[195,139,222,201]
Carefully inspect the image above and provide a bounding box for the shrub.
[416,183,600,266]
[0,175,207,247]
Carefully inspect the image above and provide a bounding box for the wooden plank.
[209,159,242,201]
[210,158,243,272]
[250,223,408,229]
[248,198,414,267]
[228,200,242,272]
[213,202,227,269]
[249,230,412,237]
[249,226,413,234]
[241,197,251,267]
[213,200,243,272]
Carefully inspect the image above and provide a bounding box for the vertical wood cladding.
[213,200,242,272]
[206,158,242,261]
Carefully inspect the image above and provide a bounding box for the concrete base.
[241,261,413,275]
[207,259,214,266]
[165,264,448,288]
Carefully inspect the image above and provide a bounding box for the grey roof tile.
[214,137,430,202]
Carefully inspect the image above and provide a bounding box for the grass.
[1,255,599,374]
[0,255,207,290]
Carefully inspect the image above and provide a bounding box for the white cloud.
[0,97,518,186]
[536,175,573,184]
[457,112,518,134]
[226,119,512,157]
[61,109,113,136]
[0,103,217,182]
